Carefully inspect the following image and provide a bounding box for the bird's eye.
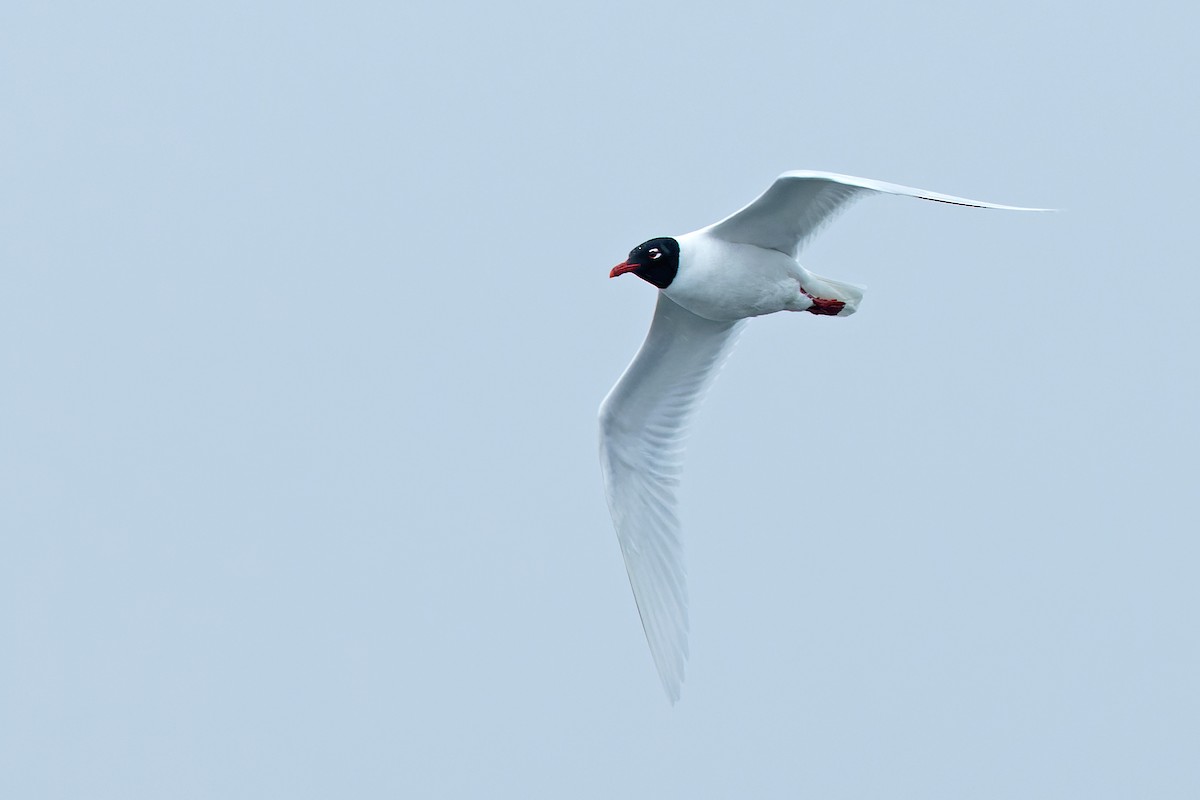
[649,248,662,260]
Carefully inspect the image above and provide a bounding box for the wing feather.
[599,293,746,702]
[705,170,1051,256]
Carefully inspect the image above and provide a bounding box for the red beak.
[610,261,639,278]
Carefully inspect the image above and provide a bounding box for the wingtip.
[651,651,686,705]
[915,196,1057,212]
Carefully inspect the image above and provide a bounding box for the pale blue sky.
[2,1,1197,798]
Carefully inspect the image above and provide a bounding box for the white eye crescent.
[649,248,662,260]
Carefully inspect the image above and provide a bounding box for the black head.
[609,237,680,289]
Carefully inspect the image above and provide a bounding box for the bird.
[599,170,1049,703]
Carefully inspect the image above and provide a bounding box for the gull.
[599,170,1048,702]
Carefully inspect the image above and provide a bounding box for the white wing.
[599,293,746,702]
[705,170,1052,257]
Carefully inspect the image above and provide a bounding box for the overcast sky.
[2,1,1197,798]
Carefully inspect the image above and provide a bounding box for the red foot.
[805,296,845,316]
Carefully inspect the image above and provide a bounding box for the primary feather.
[599,294,744,702]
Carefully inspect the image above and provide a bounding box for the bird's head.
[609,237,680,289]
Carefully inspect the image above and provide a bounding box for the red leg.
[803,293,845,316]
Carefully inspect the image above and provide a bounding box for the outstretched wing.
[599,293,746,703]
[705,170,1051,257]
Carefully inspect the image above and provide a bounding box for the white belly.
[663,231,805,321]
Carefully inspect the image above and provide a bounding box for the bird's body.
[668,231,862,320]
[600,170,1048,703]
